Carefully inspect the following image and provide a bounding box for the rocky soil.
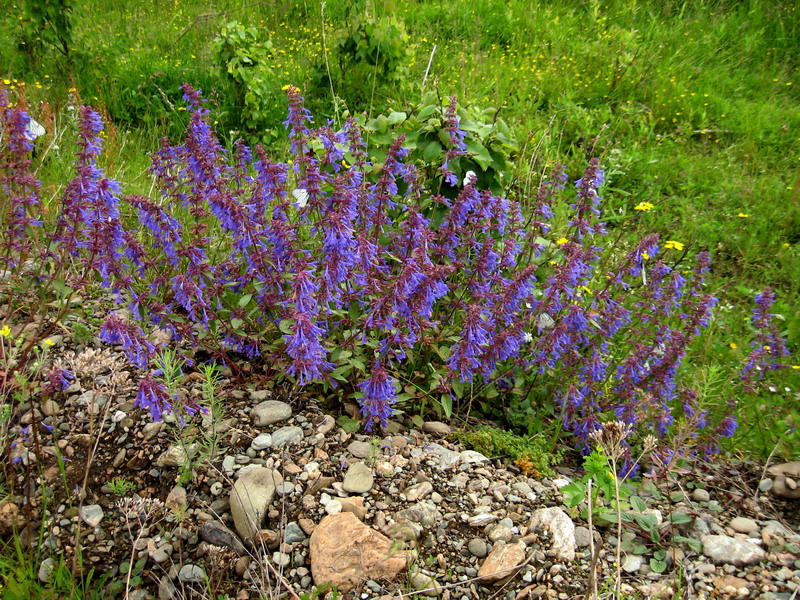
[2,344,799,600]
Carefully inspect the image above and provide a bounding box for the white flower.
[292,188,309,208]
[523,332,533,344]
[462,170,477,186]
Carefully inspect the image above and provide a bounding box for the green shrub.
[453,426,560,476]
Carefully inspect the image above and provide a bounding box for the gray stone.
[622,554,644,573]
[574,526,592,547]
[394,502,443,528]
[285,522,308,543]
[692,488,711,503]
[343,462,374,493]
[251,400,292,427]
[468,538,488,558]
[729,517,759,534]
[79,504,104,528]
[250,390,270,402]
[201,521,247,556]
[459,450,489,465]
[316,415,335,435]
[38,557,55,583]
[271,426,304,447]
[347,440,372,458]
[251,434,272,450]
[701,535,766,566]
[529,507,576,561]
[488,523,514,543]
[178,564,206,583]
[276,482,295,497]
[230,467,283,540]
[410,572,441,596]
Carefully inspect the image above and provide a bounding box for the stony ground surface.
[2,342,799,600]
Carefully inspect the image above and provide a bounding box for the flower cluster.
[0,84,759,446]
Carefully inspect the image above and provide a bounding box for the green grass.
[1,0,798,459]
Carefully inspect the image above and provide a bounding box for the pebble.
[692,488,711,503]
[271,426,304,447]
[251,434,272,450]
[178,564,206,583]
[343,462,374,493]
[729,516,759,534]
[468,538,488,558]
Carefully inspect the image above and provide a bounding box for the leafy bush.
[211,21,282,142]
[363,92,518,196]
[1,83,790,461]
[313,12,413,110]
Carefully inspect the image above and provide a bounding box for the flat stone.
[729,517,759,534]
[310,512,407,592]
[79,505,104,528]
[229,467,283,540]
[701,535,766,566]
[201,521,246,556]
[404,481,433,502]
[394,502,442,528]
[178,564,206,583]
[271,426,303,447]
[343,462,374,493]
[410,572,441,596]
[251,434,272,450]
[347,440,372,458]
[165,486,187,513]
[251,400,292,427]
[422,421,451,436]
[38,557,55,583]
[478,543,527,583]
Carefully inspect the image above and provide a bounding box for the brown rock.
[310,512,407,592]
[478,543,527,583]
[339,497,367,521]
[768,462,800,499]
[0,501,23,537]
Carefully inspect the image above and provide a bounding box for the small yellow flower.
[2,79,10,85]
[784,243,791,248]
[0,325,10,337]
[555,237,569,245]
[43,339,55,347]
[792,365,800,370]
[737,213,750,218]
[729,342,738,349]
[342,159,349,168]
[642,252,650,260]
[664,240,684,251]
[634,202,654,211]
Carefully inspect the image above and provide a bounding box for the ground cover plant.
[0,0,799,598]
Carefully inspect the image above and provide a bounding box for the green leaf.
[423,140,443,162]
[440,394,453,418]
[650,558,667,574]
[465,140,492,170]
[237,293,253,308]
[630,495,647,512]
[417,105,438,120]
[387,110,407,125]
[279,319,294,334]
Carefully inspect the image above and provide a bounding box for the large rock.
[230,467,283,540]
[701,535,766,566]
[251,400,292,427]
[310,512,407,592]
[478,543,527,583]
[767,462,800,499]
[529,507,576,561]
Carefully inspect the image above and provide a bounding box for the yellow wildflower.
[555,237,569,245]
[634,202,654,211]
[664,240,684,251]
[729,342,737,349]
[44,339,55,346]
[737,213,750,218]
[0,325,10,337]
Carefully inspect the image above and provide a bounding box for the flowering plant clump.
[0,83,757,458]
